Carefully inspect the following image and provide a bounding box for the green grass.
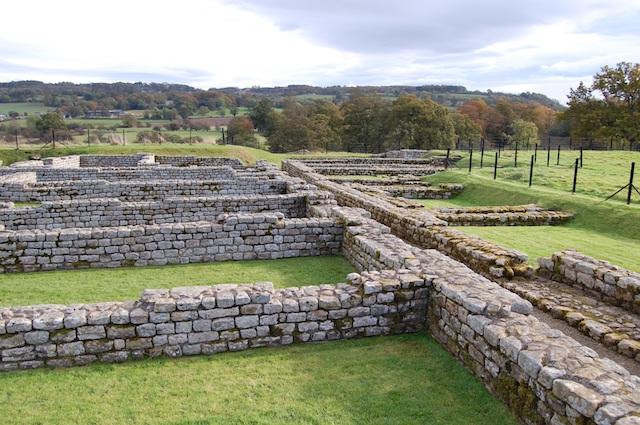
[0,144,369,168]
[0,332,519,425]
[420,152,640,271]
[0,255,357,307]
[0,102,53,115]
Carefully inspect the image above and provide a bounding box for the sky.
[1,0,639,104]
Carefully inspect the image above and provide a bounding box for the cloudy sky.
[1,0,639,104]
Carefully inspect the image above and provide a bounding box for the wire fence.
[456,137,639,152]
[459,141,639,204]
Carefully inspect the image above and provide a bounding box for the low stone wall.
[0,270,428,371]
[538,250,640,315]
[0,214,343,273]
[433,204,573,226]
[282,159,531,278]
[79,154,155,168]
[0,179,288,203]
[362,183,464,199]
[378,149,430,159]
[0,194,309,230]
[155,155,244,168]
[0,166,238,182]
[298,157,446,177]
[42,156,81,168]
[428,273,640,425]
[0,172,36,184]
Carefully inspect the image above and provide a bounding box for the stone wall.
[0,269,428,371]
[79,154,155,168]
[155,155,244,168]
[337,207,640,425]
[0,166,238,182]
[378,149,431,159]
[282,159,532,278]
[432,205,573,226]
[0,194,309,230]
[0,213,343,273]
[42,156,81,168]
[0,179,288,203]
[539,250,640,315]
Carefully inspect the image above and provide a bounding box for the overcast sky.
[1,0,639,104]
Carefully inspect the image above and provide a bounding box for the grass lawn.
[0,332,519,425]
[420,150,640,272]
[0,102,53,115]
[0,143,369,168]
[0,255,357,307]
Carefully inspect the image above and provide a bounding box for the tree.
[227,117,257,147]
[267,99,314,153]
[249,98,274,133]
[458,99,503,142]
[340,91,388,153]
[31,112,69,142]
[560,62,640,148]
[452,112,482,142]
[121,113,140,128]
[386,95,455,150]
[507,119,539,148]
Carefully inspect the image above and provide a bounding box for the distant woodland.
[0,80,570,153]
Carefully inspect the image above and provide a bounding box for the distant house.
[85,110,128,119]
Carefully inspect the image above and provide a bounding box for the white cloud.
[0,0,639,104]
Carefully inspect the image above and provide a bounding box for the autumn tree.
[457,99,505,142]
[227,116,257,147]
[559,62,640,148]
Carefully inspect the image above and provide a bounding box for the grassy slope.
[422,150,640,271]
[0,144,366,168]
[0,333,519,425]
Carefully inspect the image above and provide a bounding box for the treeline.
[0,80,564,115]
[248,90,564,153]
[0,81,567,151]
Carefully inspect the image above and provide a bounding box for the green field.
[0,256,357,307]
[421,150,640,272]
[0,333,518,425]
[0,102,53,115]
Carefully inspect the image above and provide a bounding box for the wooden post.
[627,162,636,205]
[572,158,579,193]
[493,152,498,180]
[529,155,534,187]
[556,145,560,165]
[514,141,518,168]
[468,149,473,173]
